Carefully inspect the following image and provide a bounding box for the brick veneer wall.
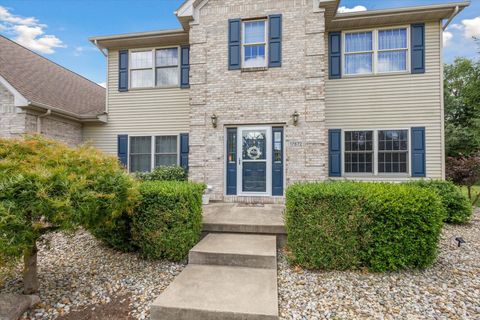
[188,0,327,201]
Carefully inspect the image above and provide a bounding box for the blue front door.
[237,127,271,195]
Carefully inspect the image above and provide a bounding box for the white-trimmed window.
[344,129,409,176]
[242,20,267,68]
[344,27,409,76]
[130,48,179,89]
[129,135,179,172]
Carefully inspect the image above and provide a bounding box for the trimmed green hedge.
[131,181,205,261]
[406,180,472,224]
[91,211,137,252]
[286,182,445,272]
[136,166,187,182]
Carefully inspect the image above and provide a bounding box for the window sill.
[343,173,411,179]
[340,71,411,79]
[127,86,181,91]
[241,67,268,72]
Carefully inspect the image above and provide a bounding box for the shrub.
[446,154,480,205]
[131,181,205,261]
[90,211,137,252]
[406,180,472,224]
[0,136,138,293]
[136,166,187,181]
[286,182,445,272]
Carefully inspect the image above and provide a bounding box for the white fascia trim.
[175,0,194,17]
[0,75,28,107]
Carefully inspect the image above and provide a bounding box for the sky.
[0,0,478,86]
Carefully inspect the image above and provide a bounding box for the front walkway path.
[151,203,285,320]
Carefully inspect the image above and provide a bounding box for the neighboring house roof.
[0,35,106,119]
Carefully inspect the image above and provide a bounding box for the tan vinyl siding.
[325,21,444,179]
[83,48,190,155]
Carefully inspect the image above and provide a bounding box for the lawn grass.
[460,185,480,207]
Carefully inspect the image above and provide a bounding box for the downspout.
[37,109,51,134]
[443,6,460,30]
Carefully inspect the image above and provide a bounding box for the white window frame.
[129,46,181,89]
[342,128,411,177]
[241,19,268,69]
[128,134,180,173]
[342,26,411,77]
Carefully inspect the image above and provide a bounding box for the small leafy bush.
[286,182,445,272]
[406,180,472,224]
[136,166,187,181]
[131,181,205,261]
[90,211,137,252]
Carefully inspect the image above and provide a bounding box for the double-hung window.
[344,32,373,75]
[344,131,374,173]
[129,135,179,172]
[242,20,267,68]
[130,48,179,89]
[344,27,409,76]
[344,129,409,176]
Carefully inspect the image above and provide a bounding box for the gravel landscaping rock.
[278,208,480,320]
[0,230,184,320]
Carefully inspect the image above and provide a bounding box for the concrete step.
[151,264,278,320]
[189,233,277,269]
[202,203,285,236]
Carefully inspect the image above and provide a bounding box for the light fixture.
[211,114,218,128]
[292,110,300,126]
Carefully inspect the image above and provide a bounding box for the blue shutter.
[411,127,426,177]
[118,50,128,91]
[226,128,237,195]
[272,127,284,196]
[411,24,425,74]
[117,134,128,168]
[328,129,342,177]
[328,32,342,79]
[180,46,190,88]
[268,14,282,68]
[228,19,241,70]
[180,133,189,171]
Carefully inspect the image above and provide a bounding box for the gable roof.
[0,35,105,118]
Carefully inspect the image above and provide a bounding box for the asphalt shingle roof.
[0,35,105,116]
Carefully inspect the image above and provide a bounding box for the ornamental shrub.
[285,182,445,272]
[90,211,137,252]
[406,180,472,224]
[136,166,187,181]
[131,181,204,261]
[0,136,138,293]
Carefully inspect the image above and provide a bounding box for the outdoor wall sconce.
[211,114,218,128]
[292,111,300,126]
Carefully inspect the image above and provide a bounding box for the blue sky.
[0,0,478,85]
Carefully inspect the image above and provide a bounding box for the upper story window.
[344,27,409,76]
[130,48,179,89]
[242,20,267,68]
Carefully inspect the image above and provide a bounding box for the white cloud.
[338,5,367,13]
[74,45,96,56]
[462,17,480,39]
[97,82,106,88]
[0,5,65,54]
[443,31,453,47]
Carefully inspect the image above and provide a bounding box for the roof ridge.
[0,34,104,89]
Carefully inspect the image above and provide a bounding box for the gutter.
[25,101,107,124]
[443,6,460,30]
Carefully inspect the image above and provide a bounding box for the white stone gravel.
[0,229,184,320]
[278,209,480,320]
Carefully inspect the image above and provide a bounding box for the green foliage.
[90,211,137,252]
[0,136,138,266]
[131,181,204,261]
[285,182,445,272]
[406,180,472,224]
[136,166,187,181]
[444,58,480,156]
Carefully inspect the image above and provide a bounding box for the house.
[85,0,469,203]
[0,35,106,146]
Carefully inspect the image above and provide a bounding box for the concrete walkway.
[151,203,285,320]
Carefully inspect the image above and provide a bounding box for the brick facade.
[188,0,327,201]
[0,82,83,146]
